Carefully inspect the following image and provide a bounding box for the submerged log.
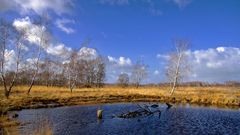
[117,104,161,119]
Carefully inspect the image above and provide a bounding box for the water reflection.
[7,103,240,135]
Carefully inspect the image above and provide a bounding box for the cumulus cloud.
[55,18,75,34]
[13,17,49,46]
[157,47,240,82]
[13,17,72,57]
[106,55,132,83]
[189,47,240,82]
[0,0,73,15]
[78,47,98,60]
[99,0,129,5]
[46,43,72,57]
[108,56,132,66]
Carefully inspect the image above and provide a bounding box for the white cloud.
[189,47,240,82]
[26,58,38,64]
[99,0,129,5]
[108,56,132,66]
[13,17,72,57]
[106,55,132,83]
[4,49,16,71]
[0,0,73,15]
[119,57,131,66]
[13,17,48,46]
[172,0,191,9]
[46,43,72,57]
[158,47,240,82]
[156,54,170,60]
[78,47,98,60]
[216,47,225,53]
[108,56,116,62]
[55,18,75,34]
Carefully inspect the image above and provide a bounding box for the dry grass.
[0,116,20,135]
[0,85,239,128]
[0,85,239,110]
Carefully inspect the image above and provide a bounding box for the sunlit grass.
[0,85,239,107]
[0,85,239,128]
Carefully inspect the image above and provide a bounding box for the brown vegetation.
[0,85,239,113]
[0,85,239,129]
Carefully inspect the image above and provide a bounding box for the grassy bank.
[0,85,239,128]
[1,85,239,111]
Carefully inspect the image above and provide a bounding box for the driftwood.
[116,103,173,119]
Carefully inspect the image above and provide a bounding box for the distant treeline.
[0,57,106,88]
[149,81,240,87]
[105,81,240,87]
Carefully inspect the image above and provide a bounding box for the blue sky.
[1,0,240,83]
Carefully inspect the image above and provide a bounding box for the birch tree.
[26,15,50,94]
[95,56,106,88]
[117,73,129,88]
[66,50,78,92]
[0,19,25,98]
[131,60,148,88]
[166,40,190,95]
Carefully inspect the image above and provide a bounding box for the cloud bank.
[157,47,240,82]
[0,0,73,15]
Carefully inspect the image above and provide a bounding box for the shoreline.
[0,96,239,129]
[2,94,240,112]
[1,86,239,128]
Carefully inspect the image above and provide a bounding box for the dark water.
[9,103,240,135]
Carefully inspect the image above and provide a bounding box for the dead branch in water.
[116,104,162,119]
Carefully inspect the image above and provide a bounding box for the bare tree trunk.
[166,40,190,96]
[7,41,21,96]
[0,25,8,98]
[27,58,40,94]
[0,21,22,98]
[26,14,50,94]
[170,53,182,95]
[136,83,139,88]
[27,73,36,94]
[0,51,8,97]
[27,30,43,94]
[70,83,74,93]
[1,75,9,98]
